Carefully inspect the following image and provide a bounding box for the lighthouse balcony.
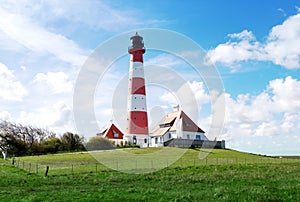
[128,46,145,54]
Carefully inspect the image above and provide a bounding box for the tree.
[42,137,64,153]
[0,143,7,160]
[60,132,85,151]
[0,121,56,156]
[86,136,115,151]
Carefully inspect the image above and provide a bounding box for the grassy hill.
[12,148,284,175]
[1,148,299,201]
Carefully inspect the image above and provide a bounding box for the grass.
[13,148,292,175]
[1,148,299,201]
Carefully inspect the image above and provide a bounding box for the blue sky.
[0,0,300,155]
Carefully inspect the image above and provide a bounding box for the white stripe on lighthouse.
[129,62,145,79]
[127,94,147,112]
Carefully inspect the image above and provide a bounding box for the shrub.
[85,137,115,151]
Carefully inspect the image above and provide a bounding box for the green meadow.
[1,148,299,201]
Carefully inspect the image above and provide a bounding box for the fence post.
[71,164,74,174]
[36,163,38,174]
[45,166,49,177]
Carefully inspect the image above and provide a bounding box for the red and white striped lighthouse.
[125,32,149,147]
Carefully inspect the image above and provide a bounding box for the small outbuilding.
[98,121,124,145]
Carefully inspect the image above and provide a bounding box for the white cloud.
[145,53,184,68]
[0,62,27,101]
[0,111,12,121]
[205,35,264,68]
[159,92,178,105]
[50,103,72,128]
[267,76,300,112]
[0,6,88,67]
[225,76,300,126]
[33,71,73,94]
[20,65,26,71]
[43,0,142,31]
[221,76,300,154]
[159,81,210,110]
[0,0,162,33]
[265,13,300,68]
[277,8,287,17]
[228,30,256,40]
[254,121,280,137]
[206,13,300,69]
[16,102,75,134]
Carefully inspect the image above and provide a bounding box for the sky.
[0,0,300,155]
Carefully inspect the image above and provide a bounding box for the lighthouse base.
[123,134,149,148]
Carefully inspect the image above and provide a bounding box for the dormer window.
[159,123,171,128]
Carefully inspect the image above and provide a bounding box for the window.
[187,134,190,139]
[185,122,191,127]
[114,133,119,138]
[155,137,158,144]
[168,133,171,139]
[196,135,201,140]
[159,123,171,128]
[133,136,137,144]
[144,138,147,143]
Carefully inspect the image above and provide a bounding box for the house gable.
[99,123,124,140]
[181,111,205,133]
[150,110,205,137]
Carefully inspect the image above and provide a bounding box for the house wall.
[124,134,149,148]
[109,139,124,146]
[165,131,208,142]
[150,131,208,147]
[150,136,164,147]
[180,131,208,140]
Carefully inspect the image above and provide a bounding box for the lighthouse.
[125,32,149,147]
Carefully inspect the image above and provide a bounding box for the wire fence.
[11,157,300,176]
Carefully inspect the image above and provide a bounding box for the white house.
[150,110,208,147]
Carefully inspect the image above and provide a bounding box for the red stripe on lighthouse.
[130,50,145,62]
[129,77,146,95]
[127,111,148,134]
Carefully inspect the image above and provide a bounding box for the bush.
[85,137,115,151]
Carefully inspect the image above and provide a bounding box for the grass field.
[1,148,300,201]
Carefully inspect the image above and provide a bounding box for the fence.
[12,157,299,176]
